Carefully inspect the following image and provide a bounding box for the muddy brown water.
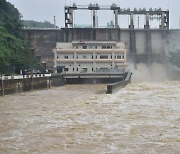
[0,81,180,154]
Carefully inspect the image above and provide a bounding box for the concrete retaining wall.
[51,73,65,86]
[0,74,51,96]
[23,29,63,69]
[106,72,132,94]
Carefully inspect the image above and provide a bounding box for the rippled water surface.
[0,81,180,154]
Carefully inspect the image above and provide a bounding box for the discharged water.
[0,81,180,153]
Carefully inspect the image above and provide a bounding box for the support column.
[146,30,153,67]
[93,49,96,72]
[160,13,165,29]
[144,13,150,29]
[166,11,169,29]
[93,10,96,28]
[112,46,115,68]
[114,10,119,28]
[129,14,134,29]
[74,51,77,72]
[54,50,57,73]
[129,30,137,68]
[65,7,74,28]
[1,78,4,96]
[161,31,168,65]
[69,9,74,28]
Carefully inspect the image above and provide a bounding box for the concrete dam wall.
[23,29,63,69]
[23,28,179,69]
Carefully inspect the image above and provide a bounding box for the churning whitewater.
[0,81,180,153]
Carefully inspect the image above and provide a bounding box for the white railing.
[0,74,51,80]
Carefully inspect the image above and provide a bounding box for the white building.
[53,41,128,74]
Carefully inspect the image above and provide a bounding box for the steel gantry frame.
[65,3,169,29]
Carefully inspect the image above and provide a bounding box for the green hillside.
[23,20,56,28]
[0,0,30,74]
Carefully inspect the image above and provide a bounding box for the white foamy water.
[0,81,180,154]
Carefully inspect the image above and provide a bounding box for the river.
[0,81,180,153]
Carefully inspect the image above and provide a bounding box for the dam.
[24,28,175,70]
[0,3,180,153]
[23,3,180,71]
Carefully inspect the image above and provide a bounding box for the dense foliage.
[0,0,30,74]
[0,26,28,66]
[23,20,55,28]
[168,50,180,68]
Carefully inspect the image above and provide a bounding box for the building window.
[76,46,78,49]
[117,55,124,59]
[117,55,121,59]
[77,56,78,59]
[57,56,59,59]
[64,68,69,71]
[73,68,74,71]
[92,68,94,71]
[92,55,93,59]
[64,55,68,59]
[102,46,106,49]
[95,46,97,49]
[100,55,108,59]
[77,68,78,71]
[82,67,87,73]
[100,68,108,69]
[83,46,87,49]
[83,55,87,59]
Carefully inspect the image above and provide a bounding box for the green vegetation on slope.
[0,0,23,38]
[0,26,29,67]
[23,20,56,28]
[0,0,30,74]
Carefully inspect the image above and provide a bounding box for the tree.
[0,0,30,74]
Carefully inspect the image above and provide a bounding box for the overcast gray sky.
[6,0,180,29]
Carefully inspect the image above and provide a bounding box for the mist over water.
[130,63,169,82]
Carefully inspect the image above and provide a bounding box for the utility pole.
[54,16,56,28]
